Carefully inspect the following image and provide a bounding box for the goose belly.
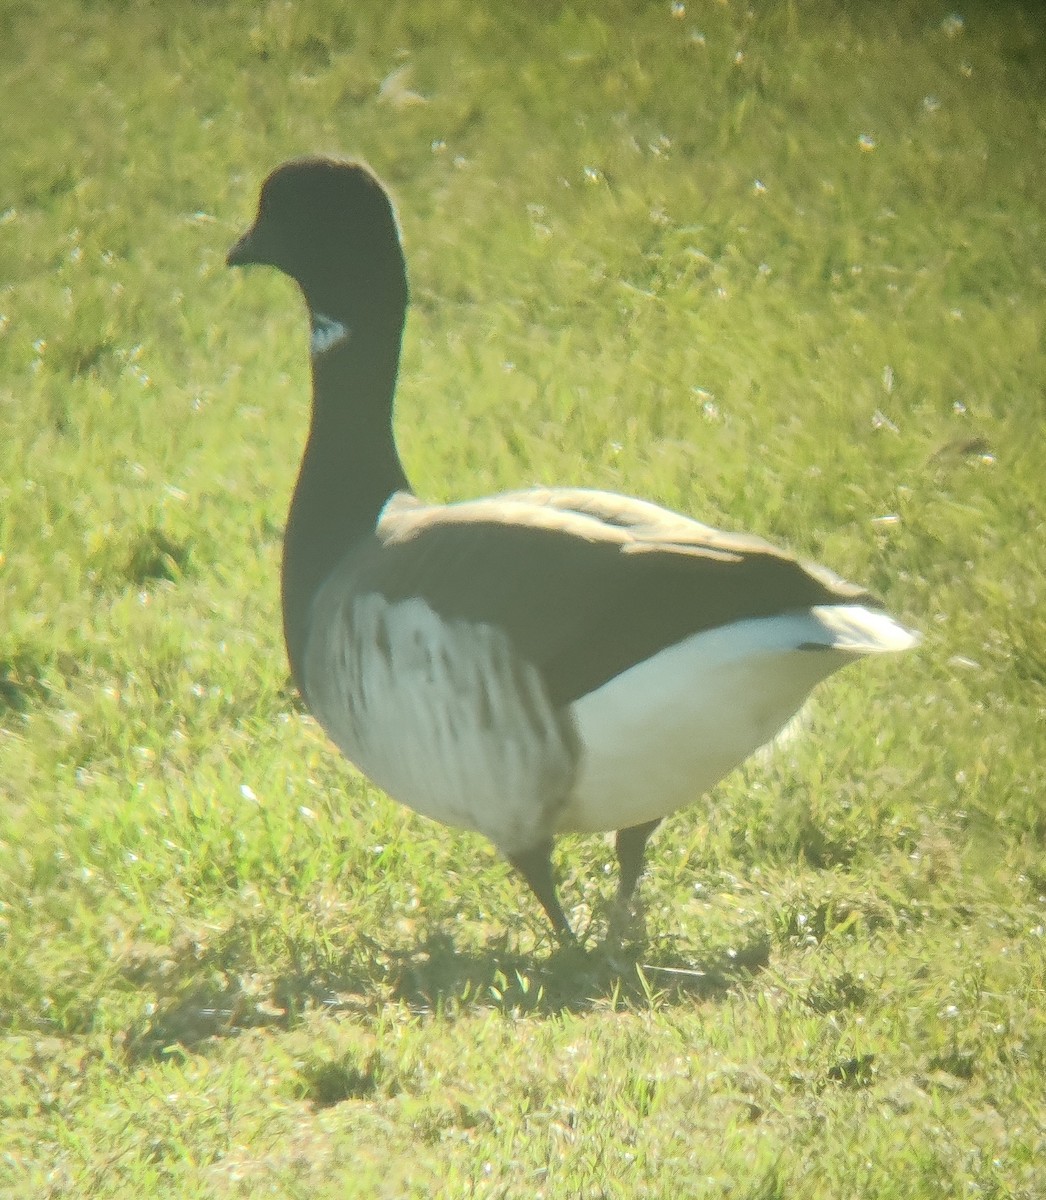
[303,593,577,855]
[562,613,855,834]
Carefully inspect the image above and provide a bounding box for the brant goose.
[226,157,918,940]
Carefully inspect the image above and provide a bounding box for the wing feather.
[316,488,878,705]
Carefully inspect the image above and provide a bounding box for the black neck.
[281,311,409,686]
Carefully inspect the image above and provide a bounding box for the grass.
[1,0,1044,1195]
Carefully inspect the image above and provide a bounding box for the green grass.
[1,0,1044,1195]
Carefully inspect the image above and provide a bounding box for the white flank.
[304,594,575,855]
[310,312,350,357]
[562,605,913,834]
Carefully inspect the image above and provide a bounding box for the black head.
[227,157,408,325]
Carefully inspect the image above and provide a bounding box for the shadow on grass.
[379,927,770,1014]
[120,919,770,1063]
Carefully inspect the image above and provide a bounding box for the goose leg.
[509,841,574,942]
[615,818,662,907]
[606,818,662,946]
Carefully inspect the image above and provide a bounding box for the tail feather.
[809,604,920,655]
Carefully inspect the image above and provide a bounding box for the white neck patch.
[310,312,350,357]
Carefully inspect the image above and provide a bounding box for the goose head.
[227,157,408,333]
